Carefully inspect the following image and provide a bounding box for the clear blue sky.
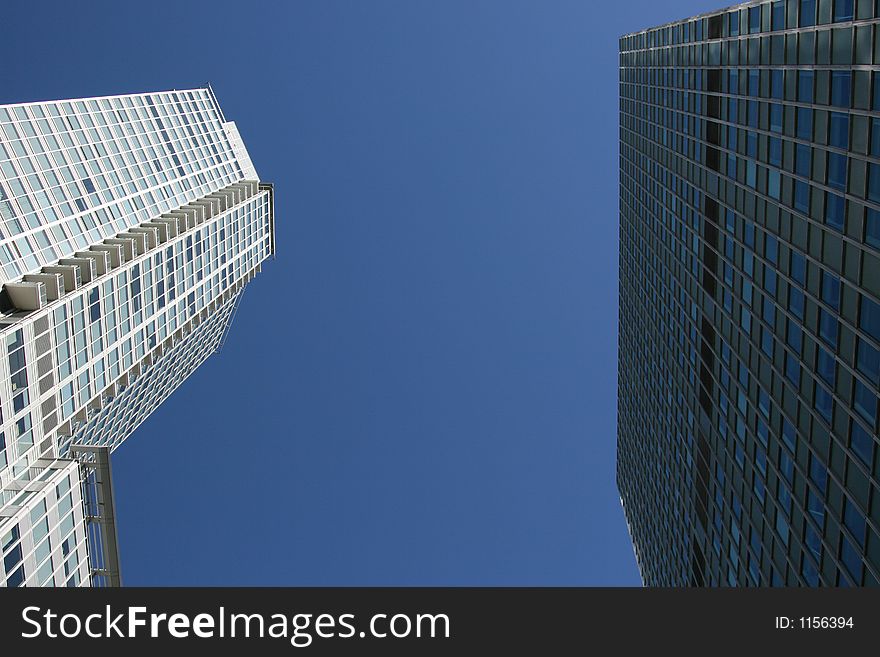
[2,0,712,585]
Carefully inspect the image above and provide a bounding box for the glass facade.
[0,89,274,586]
[1,459,89,588]
[0,89,245,282]
[619,0,880,586]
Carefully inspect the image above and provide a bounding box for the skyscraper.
[618,0,879,586]
[0,88,274,586]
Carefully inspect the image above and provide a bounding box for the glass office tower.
[618,0,880,586]
[0,89,275,586]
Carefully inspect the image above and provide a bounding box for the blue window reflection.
[749,6,761,33]
[825,192,845,231]
[809,455,828,495]
[856,338,880,384]
[771,70,784,99]
[748,70,759,96]
[790,287,805,319]
[771,1,785,30]
[791,251,806,285]
[821,272,841,309]
[797,107,813,139]
[818,308,839,347]
[798,70,814,103]
[849,420,875,467]
[817,346,836,387]
[827,152,847,191]
[831,71,852,107]
[829,112,849,149]
[840,536,863,583]
[853,379,877,425]
[861,295,880,341]
[865,208,880,249]
[785,353,801,385]
[814,382,834,423]
[794,180,810,213]
[795,143,812,177]
[834,0,854,22]
[871,118,880,157]
[800,0,816,26]
[769,136,782,166]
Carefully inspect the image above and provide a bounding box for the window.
[819,308,839,347]
[798,70,814,103]
[843,497,867,547]
[795,180,811,213]
[870,163,880,202]
[833,0,854,22]
[772,1,785,30]
[3,544,21,574]
[821,272,841,309]
[829,112,849,149]
[791,251,806,285]
[800,0,816,27]
[874,71,880,111]
[730,10,740,36]
[749,70,759,97]
[797,107,813,140]
[802,556,821,585]
[866,208,880,249]
[769,136,783,166]
[856,338,880,383]
[762,326,775,357]
[807,498,825,554]
[849,420,875,467]
[765,234,779,264]
[786,353,801,385]
[790,287,805,319]
[796,143,812,177]
[776,509,790,544]
[770,104,783,133]
[809,453,828,494]
[769,170,781,199]
[747,100,759,128]
[860,295,880,341]
[771,70,784,99]
[804,523,822,560]
[709,13,723,39]
[815,381,834,423]
[788,321,804,352]
[827,152,848,191]
[1,525,18,554]
[840,536,863,583]
[831,71,852,107]
[782,419,798,452]
[825,192,846,231]
[5,564,24,588]
[853,379,877,425]
[817,346,837,386]
[749,6,761,33]
[872,118,880,157]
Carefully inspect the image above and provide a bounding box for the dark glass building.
[618,0,880,586]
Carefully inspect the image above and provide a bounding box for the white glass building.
[0,88,274,586]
